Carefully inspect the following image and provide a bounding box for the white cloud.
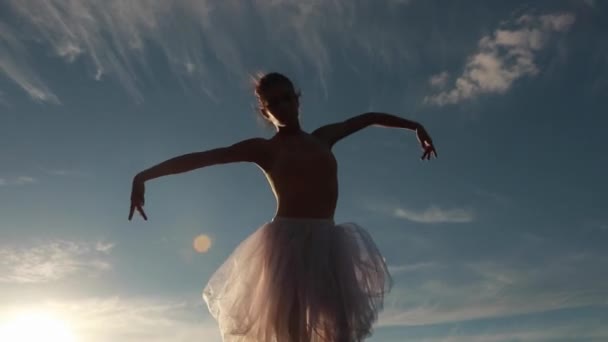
[0,176,36,186]
[584,0,596,8]
[0,296,222,342]
[95,242,115,254]
[14,176,35,185]
[375,324,608,342]
[0,23,59,103]
[388,262,437,275]
[540,13,577,32]
[426,12,575,106]
[0,240,114,283]
[429,71,449,88]
[394,205,474,223]
[2,1,417,103]
[378,251,608,327]
[34,164,91,178]
[3,294,603,342]
[47,169,86,177]
[3,0,218,103]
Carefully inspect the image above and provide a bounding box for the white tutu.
[203,217,392,342]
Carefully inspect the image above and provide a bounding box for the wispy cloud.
[47,169,83,177]
[388,262,437,276]
[4,0,206,103]
[0,22,59,103]
[426,12,575,106]
[0,296,222,342]
[0,240,114,283]
[45,169,91,179]
[1,1,417,103]
[94,241,115,254]
[377,323,608,342]
[378,251,608,327]
[428,71,449,89]
[389,0,414,6]
[472,188,510,204]
[31,163,92,178]
[394,205,474,223]
[0,176,36,186]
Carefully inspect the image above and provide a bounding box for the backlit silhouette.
[129,72,437,341]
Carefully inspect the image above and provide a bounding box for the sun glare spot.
[0,310,76,342]
[193,234,212,253]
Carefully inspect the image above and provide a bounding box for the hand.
[416,125,438,160]
[129,175,148,221]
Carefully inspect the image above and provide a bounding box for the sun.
[0,310,76,342]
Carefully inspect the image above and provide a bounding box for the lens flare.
[193,234,212,253]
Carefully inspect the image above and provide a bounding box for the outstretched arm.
[129,138,269,220]
[312,112,437,158]
[135,138,269,182]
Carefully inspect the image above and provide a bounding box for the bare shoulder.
[311,122,345,147]
[223,137,274,169]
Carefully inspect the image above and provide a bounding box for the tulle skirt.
[203,217,392,342]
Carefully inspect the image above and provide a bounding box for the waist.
[272,216,335,225]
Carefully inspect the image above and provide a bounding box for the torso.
[260,131,338,219]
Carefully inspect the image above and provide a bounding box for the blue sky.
[1,0,607,341]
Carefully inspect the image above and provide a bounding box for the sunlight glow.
[0,310,76,342]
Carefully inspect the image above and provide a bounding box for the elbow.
[211,147,233,165]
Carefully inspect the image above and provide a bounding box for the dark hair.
[253,72,301,123]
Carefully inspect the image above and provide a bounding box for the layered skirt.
[203,217,392,342]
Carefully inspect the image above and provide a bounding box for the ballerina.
[129,72,437,341]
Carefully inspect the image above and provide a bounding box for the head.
[254,72,301,129]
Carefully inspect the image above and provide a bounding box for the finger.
[432,148,438,158]
[128,204,135,221]
[426,148,433,160]
[137,205,148,221]
[421,150,429,160]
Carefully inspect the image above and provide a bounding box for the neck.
[277,123,302,135]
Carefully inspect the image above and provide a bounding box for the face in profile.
[261,82,300,127]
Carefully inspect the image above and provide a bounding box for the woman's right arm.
[129,138,270,221]
[135,137,270,182]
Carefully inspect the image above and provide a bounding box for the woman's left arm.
[312,112,437,159]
